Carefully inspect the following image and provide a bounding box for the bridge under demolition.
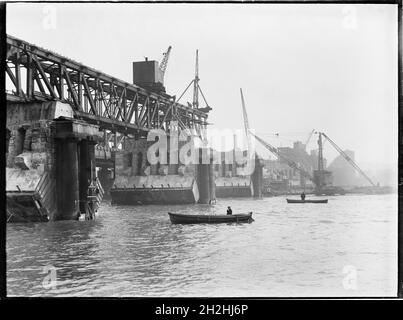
[5,35,263,222]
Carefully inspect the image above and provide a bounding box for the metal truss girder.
[6,34,209,136]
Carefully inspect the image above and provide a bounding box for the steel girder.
[5,35,209,138]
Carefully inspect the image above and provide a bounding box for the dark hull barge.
[168,212,254,224]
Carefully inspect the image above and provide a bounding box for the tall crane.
[176,50,211,112]
[249,131,314,182]
[240,88,250,138]
[240,88,314,182]
[193,50,200,109]
[159,46,172,78]
[320,132,376,187]
[317,132,325,172]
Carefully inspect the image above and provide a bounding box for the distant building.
[327,150,358,186]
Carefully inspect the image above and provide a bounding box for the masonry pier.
[6,101,104,222]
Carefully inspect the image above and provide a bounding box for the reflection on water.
[7,194,397,297]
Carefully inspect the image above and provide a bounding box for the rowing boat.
[286,199,328,204]
[168,212,254,224]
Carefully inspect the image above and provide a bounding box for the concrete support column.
[197,164,210,204]
[209,158,216,202]
[251,156,263,198]
[197,149,213,204]
[56,138,79,220]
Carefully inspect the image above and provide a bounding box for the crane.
[240,88,250,138]
[240,88,314,182]
[249,131,314,182]
[159,45,172,78]
[241,89,350,195]
[193,49,200,109]
[176,50,211,112]
[319,132,376,187]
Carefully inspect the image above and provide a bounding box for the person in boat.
[227,206,232,215]
[301,192,306,201]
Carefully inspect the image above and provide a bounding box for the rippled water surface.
[7,194,397,297]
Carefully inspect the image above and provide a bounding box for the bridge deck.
[6,34,210,137]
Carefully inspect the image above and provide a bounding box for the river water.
[6,194,397,297]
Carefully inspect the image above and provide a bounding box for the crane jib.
[320,133,376,187]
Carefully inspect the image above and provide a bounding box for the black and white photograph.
[2,1,400,300]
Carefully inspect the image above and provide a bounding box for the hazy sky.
[7,3,398,167]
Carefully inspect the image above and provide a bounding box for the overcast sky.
[7,3,398,167]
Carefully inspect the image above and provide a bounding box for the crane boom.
[239,89,314,182]
[192,49,199,109]
[249,131,314,181]
[240,88,250,138]
[320,132,376,187]
[159,45,172,75]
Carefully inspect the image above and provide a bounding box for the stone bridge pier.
[6,101,103,222]
[251,155,264,198]
[54,119,102,220]
[196,148,215,204]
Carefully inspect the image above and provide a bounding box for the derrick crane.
[159,46,172,77]
[240,88,250,138]
[317,132,325,172]
[240,88,314,182]
[319,132,376,187]
[238,90,345,195]
[176,50,211,113]
[313,132,332,192]
[193,49,200,109]
[248,131,314,182]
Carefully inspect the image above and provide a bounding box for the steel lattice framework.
[6,35,210,142]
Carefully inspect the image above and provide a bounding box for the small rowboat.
[286,199,328,204]
[168,212,254,224]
